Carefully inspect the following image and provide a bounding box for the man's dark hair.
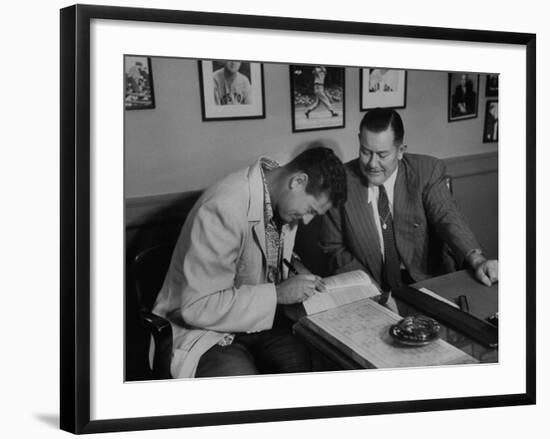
[286,146,347,207]
[359,108,404,145]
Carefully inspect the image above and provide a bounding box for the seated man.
[153,146,347,378]
[320,108,498,299]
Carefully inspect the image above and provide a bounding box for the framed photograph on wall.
[486,73,499,97]
[124,56,155,110]
[448,72,480,121]
[60,4,535,434]
[198,60,265,121]
[483,100,499,142]
[360,68,407,110]
[290,64,345,132]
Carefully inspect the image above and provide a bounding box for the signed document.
[303,270,380,315]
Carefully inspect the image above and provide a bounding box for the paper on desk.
[306,299,477,368]
[303,285,376,315]
[417,287,460,308]
[303,270,380,315]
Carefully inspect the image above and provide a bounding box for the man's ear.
[397,144,407,160]
[289,172,309,190]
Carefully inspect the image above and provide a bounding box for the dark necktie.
[378,185,401,292]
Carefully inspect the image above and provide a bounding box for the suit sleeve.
[423,159,481,268]
[320,206,368,275]
[174,200,277,333]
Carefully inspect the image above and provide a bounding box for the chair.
[133,244,174,379]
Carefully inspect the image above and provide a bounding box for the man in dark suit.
[451,73,476,118]
[320,108,498,297]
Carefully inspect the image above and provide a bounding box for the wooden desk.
[410,269,498,321]
[293,270,498,371]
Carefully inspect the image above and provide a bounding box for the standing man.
[154,147,347,378]
[213,60,252,105]
[305,66,339,118]
[320,108,498,297]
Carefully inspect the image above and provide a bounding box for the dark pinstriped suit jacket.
[320,153,480,285]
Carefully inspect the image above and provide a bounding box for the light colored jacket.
[153,159,297,378]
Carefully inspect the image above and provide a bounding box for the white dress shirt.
[367,167,398,260]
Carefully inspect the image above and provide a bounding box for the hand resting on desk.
[467,252,499,287]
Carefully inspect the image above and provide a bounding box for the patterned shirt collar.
[259,157,280,225]
[259,157,285,284]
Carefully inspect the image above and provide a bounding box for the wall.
[125,58,498,198]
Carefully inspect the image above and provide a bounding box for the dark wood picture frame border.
[60,4,536,434]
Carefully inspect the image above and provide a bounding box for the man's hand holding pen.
[275,275,326,304]
[276,258,326,304]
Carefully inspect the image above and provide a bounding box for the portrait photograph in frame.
[448,72,480,121]
[486,73,499,97]
[198,59,265,120]
[124,56,155,110]
[483,100,499,143]
[290,64,345,132]
[360,68,407,110]
[60,4,536,435]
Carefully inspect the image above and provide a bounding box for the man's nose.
[302,213,314,225]
[368,154,378,168]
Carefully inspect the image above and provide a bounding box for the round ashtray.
[389,315,441,346]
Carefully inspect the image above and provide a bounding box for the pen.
[283,258,299,275]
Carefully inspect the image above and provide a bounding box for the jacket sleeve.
[319,206,368,275]
[171,200,277,333]
[423,159,481,268]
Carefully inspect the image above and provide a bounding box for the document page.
[306,299,477,368]
[303,270,380,315]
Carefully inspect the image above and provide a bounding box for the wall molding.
[444,151,498,179]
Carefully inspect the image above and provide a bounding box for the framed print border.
[60,4,536,434]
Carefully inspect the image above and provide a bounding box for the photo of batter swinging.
[290,64,345,132]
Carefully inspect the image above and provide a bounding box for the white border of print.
[90,19,525,421]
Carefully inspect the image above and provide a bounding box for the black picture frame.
[448,72,480,121]
[483,100,499,143]
[289,64,345,132]
[124,56,155,110]
[60,4,536,434]
[198,59,266,121]
[486,73,499,97]
[360,68,407,110]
